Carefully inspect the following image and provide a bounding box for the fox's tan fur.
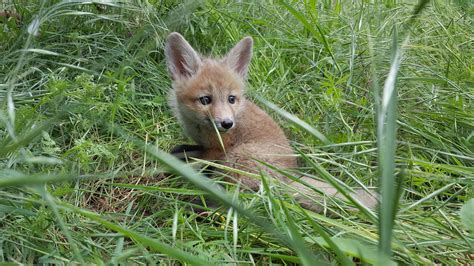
[165,32,377,212]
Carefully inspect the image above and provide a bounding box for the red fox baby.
[165,32,377,212]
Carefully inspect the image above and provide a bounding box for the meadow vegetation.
[0,0,472,264]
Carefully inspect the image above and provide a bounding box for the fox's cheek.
[194,104,210,113]
[194,106,213,120]
[232,101,244,114]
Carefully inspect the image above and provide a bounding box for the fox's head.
[165,32,253,134]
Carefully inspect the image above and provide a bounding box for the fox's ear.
[165,32,201,80]
[224,36,253,78]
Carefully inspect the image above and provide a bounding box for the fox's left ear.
[224,36,253,78]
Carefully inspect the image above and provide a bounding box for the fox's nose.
[221,119,234,130]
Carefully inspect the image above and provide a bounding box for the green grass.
[1,0,473,264]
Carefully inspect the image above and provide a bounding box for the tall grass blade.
[375,0,430,258]
[257,96,331,145]
[296,149,377,221]
[281,202,323,266]
[377,25,402,257]
[110,125,322,263]
[57,202,211,265]
[0,119,52,157]
[0,173,79,187]
[312,237,396,266]
[40,187,84,263]
[277,0,340,71]
[299,207,354,265]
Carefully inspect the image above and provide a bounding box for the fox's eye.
[199,96,212,105]
[228,95,236,104]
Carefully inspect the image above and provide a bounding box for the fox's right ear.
[165,32,201,80]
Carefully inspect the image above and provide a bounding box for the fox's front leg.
[170,144,204,161]
[170,145,222,177]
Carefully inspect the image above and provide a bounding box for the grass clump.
[1,0,472,264]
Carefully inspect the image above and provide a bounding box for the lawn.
[0,0,472,264]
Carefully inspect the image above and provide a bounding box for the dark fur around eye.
[228,95,236,104]
[199,96,212,105]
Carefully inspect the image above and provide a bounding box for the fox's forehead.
[182,60,245,95]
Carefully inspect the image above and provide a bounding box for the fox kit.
[165,32,377,211]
